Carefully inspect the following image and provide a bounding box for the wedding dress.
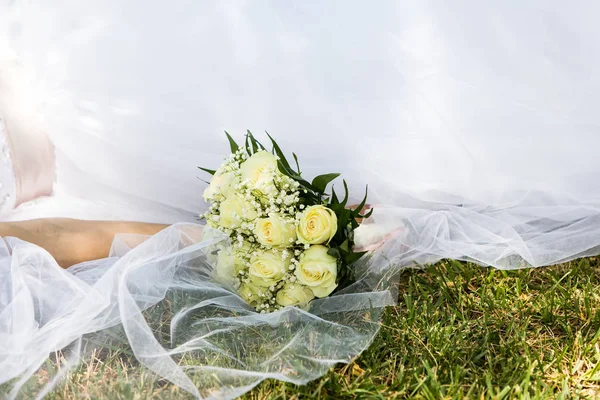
[2,1,600,398]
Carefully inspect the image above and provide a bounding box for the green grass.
[11,258,600,399]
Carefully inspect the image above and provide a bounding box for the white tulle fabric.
[0,224,394,399]
[2,0,600,398]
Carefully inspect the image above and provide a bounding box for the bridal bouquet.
[200,132,371,312]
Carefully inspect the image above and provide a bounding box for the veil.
[2,1,600,398]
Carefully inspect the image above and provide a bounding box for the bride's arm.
[0,219,169,268]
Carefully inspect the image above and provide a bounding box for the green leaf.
[248,130,267,151]
[339,239,350,252]
[345,251,367,265]
[360,207,374,219]
[340,180,349,207]
[312,173,340,194]
[331,186,339,204]
[255,135,266,151]
[327,247,341,259]
[247,130,259,153]
[336,208,351,241]
[198,166,217,176]
[266,132,293,172]
[276,162,320,194]
[352,185,369,217]
[224,131,239,153]
[259,131,326,198]
[292,153,301,174]
[276,161,299,181]
[245,133,252,154]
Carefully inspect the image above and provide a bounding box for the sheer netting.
[0,224,396,399]
[2,1,600,398]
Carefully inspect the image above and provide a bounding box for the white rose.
[218,195,258,229]
[203,170,235,202]
[275,284,315,307]
[255,216,297,247]
[213,247,235,286]
[239,151,279,194]
[296,205,338,245]
[295,245,338,298]
[205,218,219,229]
[213,241,253,285]
[200,226,229,264]
[232,241,253,274]
[238,283,263,306]
[248,250,289,287]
